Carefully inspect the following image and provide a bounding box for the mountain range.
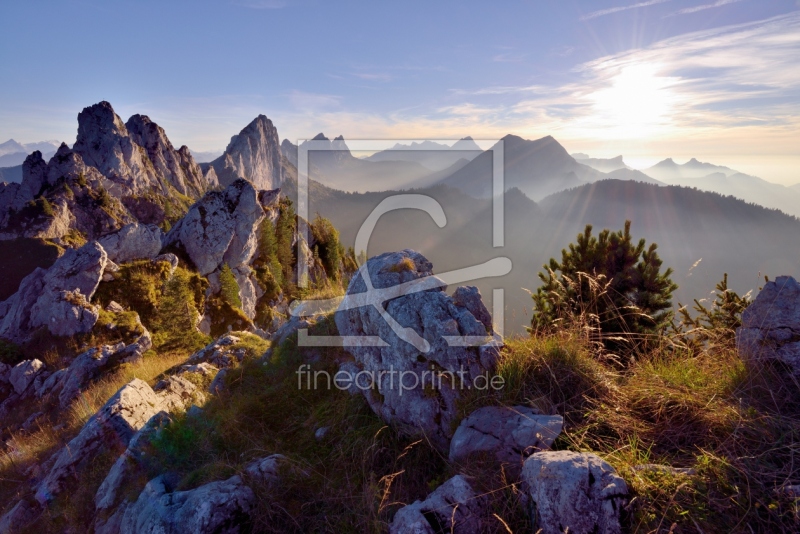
[2,101,798,336]
[0,139,61,167]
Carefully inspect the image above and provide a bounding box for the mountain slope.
[363,137,482,171]
[571,154,630,173]
[210,115,284,190]
[308,179,800,335]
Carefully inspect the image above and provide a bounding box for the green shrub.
[218,263,242,309]
[310,214,342,281]
[531,220,677,356]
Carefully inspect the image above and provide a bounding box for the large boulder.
[737,276,800,375]
[36,379,163,504]
[8,359,45,396]
[164,179,265,275]
[449,405,563,476]
[117,455,285,534]
[98,222,163,263]
[521,451,628,534]
[389,475,488,534]
[0,241,108,342]
[334,250,498,451]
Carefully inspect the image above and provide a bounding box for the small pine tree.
[219,263,242,309]
[532,220,677,353]
[310,214,342,281]
[675,273,751,347]
[275,198,296,291]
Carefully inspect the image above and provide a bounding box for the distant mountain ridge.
[363,137,482,171]
[0,139,62,167]
[571,153,630,173]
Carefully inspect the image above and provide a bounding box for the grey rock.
[335,250,498,451]
[178,362,218,377]
[164,179,265,275]
[95,411,172,511]
[36,378,162,504]
[314,426,329,440]
[106,300,126,313]
[737,276,800,375]
[153,252,179,273]
[452,286,493,332]
[188,334,243,369]
[154,375,204,413]
[521,451,628,534]
[449,405,562,475]
[72,101,161,196]
[0,241,107,342]
[210,115,284,190]
[98,222,163,263]
[0,498,38,534]
[126,114,208,197]
[208,368,228,395]
[390,475,488,534]
[8,359,45,395]
[119,475,254,534]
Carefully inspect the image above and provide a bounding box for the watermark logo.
[292,139,508,350]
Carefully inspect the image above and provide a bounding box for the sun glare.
[585,64,679,139]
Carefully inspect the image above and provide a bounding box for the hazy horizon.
[1,0,798,185]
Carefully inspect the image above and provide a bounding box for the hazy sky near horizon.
[0,0,798,183]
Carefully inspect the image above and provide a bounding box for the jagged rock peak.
[72,101,161,195]
[211,114,283,191]
[125,114,207,197]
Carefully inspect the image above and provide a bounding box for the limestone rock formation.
[334,250,499,452]
[8,359,45,396]
[737,276,800,375]
[210,115,283,190]
[116,455,285,534]
[389,475,488,534]
[125,114,208,197]
[0,241,108,342]
[521,451,628,534]
[164,179,265,275]
[97,222,163,263]
[449,406,563,475]
[35,378,164,504]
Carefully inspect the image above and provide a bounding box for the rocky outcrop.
[210,115,283,190]
[186,334,247,369]
[97,222,163,263]
[126,114,208,197]
[8,359,45,396]
[390,475,488,534]
[737,276,800,375]
[449,406,562,475]
[521,451,628,534]
[116,455,285,534]
[95,411,172,512]
[72,102,162,196]
[334,250,498,451]
[35,378,163,504]
[0,241,108,342]
[164,179,265,275]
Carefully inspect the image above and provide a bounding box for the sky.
[0,0,798,183]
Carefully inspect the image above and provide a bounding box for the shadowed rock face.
[211,115,284,190]
[521,451,628,534]
[737,275,800,375]
[334,249,499,452]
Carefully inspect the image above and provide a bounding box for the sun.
[585,63,679,139]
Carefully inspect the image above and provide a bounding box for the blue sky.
[1,0,798,182]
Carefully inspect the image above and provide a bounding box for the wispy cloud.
[666,0,743,17]
[581,0,672,21]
